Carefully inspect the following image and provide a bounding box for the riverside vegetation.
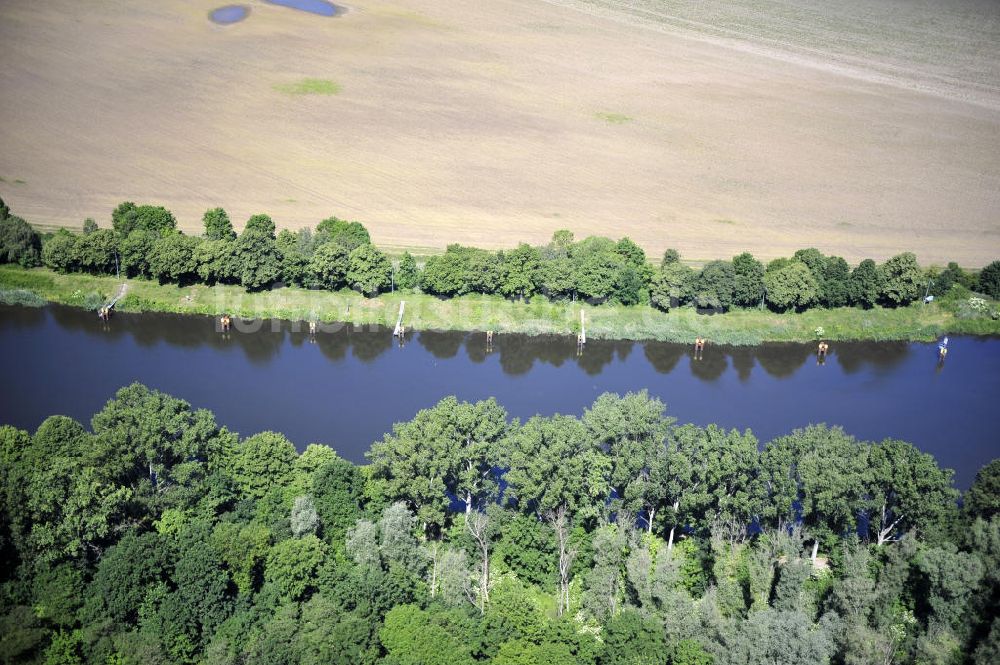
[0,385,997,664]
[1,197,999,343]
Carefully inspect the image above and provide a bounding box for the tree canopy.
[27,204,995,311]
[0,384,992,665]
[0,214,41,268]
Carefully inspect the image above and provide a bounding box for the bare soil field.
[1,0,998,265]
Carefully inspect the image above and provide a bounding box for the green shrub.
[0,288,46,307]
[65,289,106,311]
[956,294,993,320]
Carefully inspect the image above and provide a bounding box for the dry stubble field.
[0,0,998,264]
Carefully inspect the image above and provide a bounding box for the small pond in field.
[265,0,343,17]
[209,5,250,24]
[1,305,998,488]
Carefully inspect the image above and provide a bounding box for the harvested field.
[0,0,998,264]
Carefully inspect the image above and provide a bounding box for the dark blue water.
[209,5,250,24]
[0,305,996,488]
[265,0,342,17]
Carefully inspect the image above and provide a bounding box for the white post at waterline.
[393,301,406,337]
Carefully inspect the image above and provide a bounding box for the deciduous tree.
[764,261,819,311]
[396,251,419,290]
[308,241,350,290]
[694,260,736,310]
[878,252,922,306]
[0,215,41,267]
[112,203,176,237]
[316,216,370,249]
[650,262,695,311]
[120,230,157,278]
[234,227,281,290]
[264,535,326,602]
[202,207,235,241]
[848,259,882,309]
[368,397,507,533]
[225,431,297,501]
[347,243,391,296]
[42,230,78,273]
[762,425,867,559]
[978,260,1000,299]
[379,604,476,665]
[243,214,275,238]
[500,243,543,299]
[965,460,1000,521]
[865,438,958,545]
[502,414,609,522]
[732,252,765,307]
[148,233,199,283]
[582,391,672,531]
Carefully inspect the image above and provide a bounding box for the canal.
[1,305,996,487]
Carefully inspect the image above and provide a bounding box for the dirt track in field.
[1,0,998,264]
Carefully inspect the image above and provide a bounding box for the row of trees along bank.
[2,196,999,310]
[1,384,998,664]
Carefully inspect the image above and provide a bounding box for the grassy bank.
[2,266,997,344]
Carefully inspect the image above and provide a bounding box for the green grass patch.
[595,112,632,124]
[0,266,55,290]
[273,78,341,96]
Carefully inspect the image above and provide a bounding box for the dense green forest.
[0,384,997,664]
[2,196,999,313]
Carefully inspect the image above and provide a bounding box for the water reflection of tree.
[576,341,627,376]
[46,305,296,362]
[496,336,540,376]
[0,304,46,331]
[614,343,633,363]
[834,341,909,374]
[50,305,139,344]
[288,330,309,349]
[312,323,394,364]
[689,350,728,381]
[228,326,285,365]
[495,335,577,376]
[350,329,393,363]
[531,336,573,370]
[729,347,756,382]
[465,333,489,364]
[755,343,813,379]
[643,343,686,374]
[417,331,465,359]
[315,328,351,362]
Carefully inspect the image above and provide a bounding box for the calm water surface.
[1,305,997,488]
[264,0,342,17]
[209,5,250,24]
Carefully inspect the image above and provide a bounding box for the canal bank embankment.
[2,265,998,345]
